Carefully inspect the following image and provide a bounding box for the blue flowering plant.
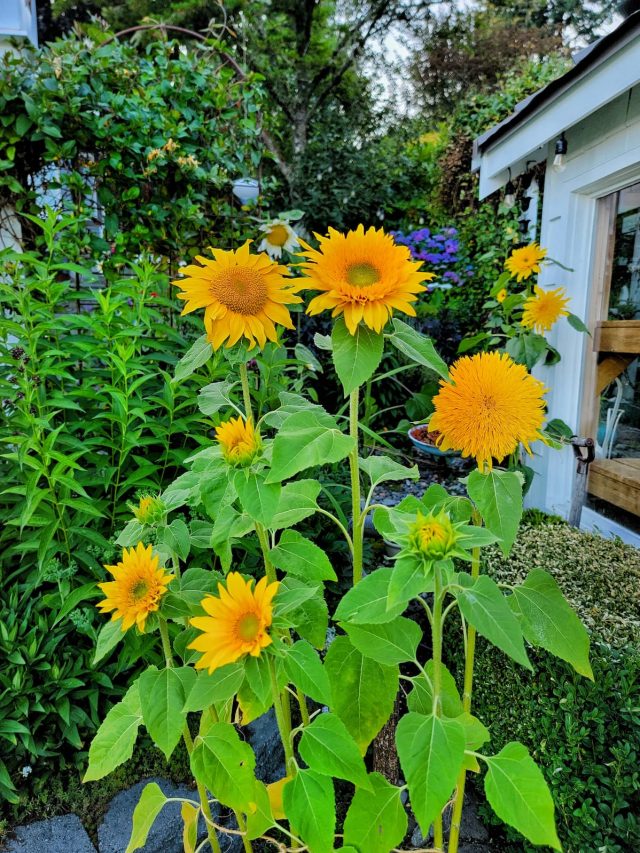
[392,226,473,292]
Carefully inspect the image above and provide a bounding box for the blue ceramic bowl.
[408,425,456,458]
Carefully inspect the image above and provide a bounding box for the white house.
[0,0,38,51]
[473,6,640,545]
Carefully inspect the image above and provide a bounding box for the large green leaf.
[125,782,167,853]
[332,317,384,396]
[387,555,433,609]
[334,567,406,624]
[484,742,561,850]
[325,636,398,753]
[510,568,592,678]
[270,479,322,529]
[283,640,332,705]
[455,574,531,670]
[270,530,337,582]
[343,772,407,853]
[467,469,523,555]
[407,660,464,718]
[294,593,329,650]
[93,619,124,665]
[267,409,354,483]
[190,722,256,812]
[396,712,466,835]
[197,378,238,416]
[84,682,142,781]
[182,664,245,713]
[342,616,421,665]
[234,471,281,527]
[283,769,335,853]
[298,713,371,790]
[388,318,448,378]
[173,334,213,383]
[139,665,196,760]
[359,455,419,491]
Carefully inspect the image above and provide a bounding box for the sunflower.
[97,543,174,632]
[130,494,166,525]
[429,351,547,470]
[521,286,570,333]
[172,241,301,349]
[297,225,434,334]
[504,243,547,282]
[409,510,458,560]
[258,219,300,259]
[216,415,260,466]
[189,572,279,672]
[496,288,508,304]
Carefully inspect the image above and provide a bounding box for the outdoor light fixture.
[552,133,568,173]
[504,168,516,208]
[232,177,260,205]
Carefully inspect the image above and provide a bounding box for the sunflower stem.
[348,386,363,585]
[158,616,173,668]
[267,655,296,776]
[182,724,223,853]
[255,522,276,584]
[448,508,482,853]
[159,621,223,853]
[431,561,445,851]
[239,361,253,421]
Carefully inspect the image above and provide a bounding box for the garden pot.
[407,424,457,458]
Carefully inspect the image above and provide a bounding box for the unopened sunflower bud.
[130,494,166,525]
[408,510,459,560]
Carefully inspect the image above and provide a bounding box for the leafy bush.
[0,35,265,262]
[449,523,640,852]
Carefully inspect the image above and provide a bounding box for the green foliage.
[451,523,640,852]
[0,36,265,260]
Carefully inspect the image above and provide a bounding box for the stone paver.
[5,814,96,853]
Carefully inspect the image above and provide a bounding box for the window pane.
[608,181,640,320]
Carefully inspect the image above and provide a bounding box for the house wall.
[527,84,640,544]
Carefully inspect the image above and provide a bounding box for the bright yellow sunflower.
[189,572,279,672]
[429,351,547,470]
[521,285,570,333]
[97,543,174,632]
[216,415,260,466]
[172,241,301,349]
[297,225,434,335]
[504,243,547,282]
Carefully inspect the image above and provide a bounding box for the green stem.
[267,656,296,775]
[234,812,253,853]
[239,361,253,421]
[348,386,363,585]
[159,618,222,853]
[255,522,276,584]
[295,687,311,727]
[182,726,222,853]
[431,562,445,851]
[448,510,482,853]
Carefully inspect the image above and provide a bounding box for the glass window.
[608,181,640,320]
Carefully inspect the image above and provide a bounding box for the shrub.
[449,523,640,852]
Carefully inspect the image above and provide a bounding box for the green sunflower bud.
[408,509,458,560]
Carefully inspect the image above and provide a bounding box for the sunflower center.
[268,224,289,247]
[131,579,149,601]
[237,612,260,641]
[418,522,446,547]
[211,267,268,315]
[346,263,380,288]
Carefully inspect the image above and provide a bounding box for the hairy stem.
[348,386,363,585]
[431,562,445,851]
[268,656,296,775]
[239,361,253,421]
[255,522,276,584]
[159,618,222,853]
[448,509,482,853]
